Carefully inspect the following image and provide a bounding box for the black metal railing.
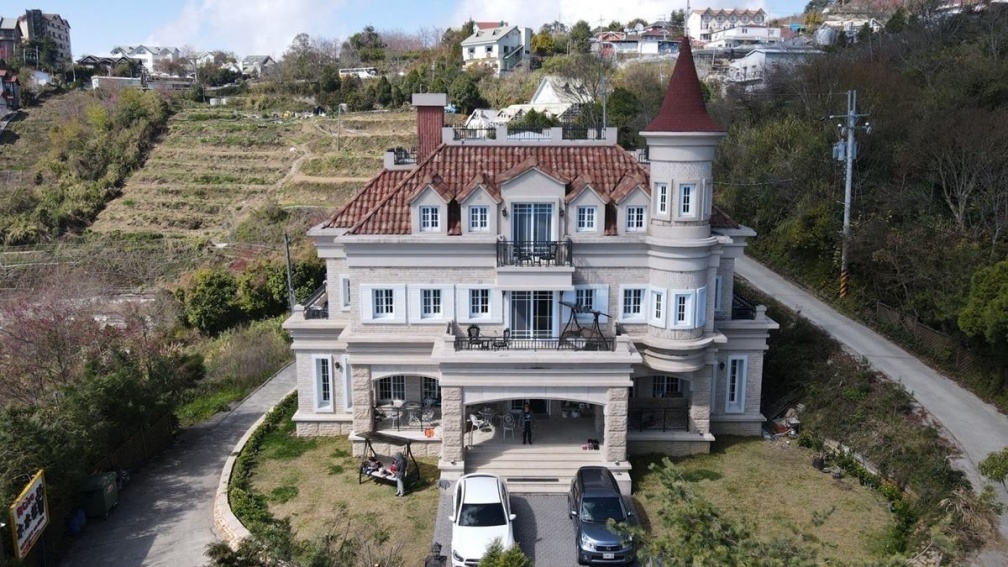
[303,284,329,320]
[453,334,616,352]
[628,407,689,432]
[561,126,607,140]
[452,127,497,140]
[390,146,416,165]
[496,239,572,267]
[635,148,650,165]
[731,292,756,320]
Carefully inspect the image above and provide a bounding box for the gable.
[501,168,567,200]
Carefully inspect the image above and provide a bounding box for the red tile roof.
[644,38,722,133]
[325,144,651,235]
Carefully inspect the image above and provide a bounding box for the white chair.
[469,414,490,431]
[501,412,516,441]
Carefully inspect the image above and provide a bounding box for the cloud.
[450,0,769,31]
[147,0,346,57]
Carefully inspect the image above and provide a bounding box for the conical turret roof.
[644,38,722,133]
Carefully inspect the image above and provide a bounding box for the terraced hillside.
[90,108,417,241]
[0,100,59,187]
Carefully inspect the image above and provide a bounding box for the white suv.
[450,473,517,566]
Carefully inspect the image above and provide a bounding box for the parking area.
[432,489,639,566]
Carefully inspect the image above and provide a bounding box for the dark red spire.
[644,38,722,133]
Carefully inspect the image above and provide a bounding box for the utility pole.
[284,232,296,311]
[829,89,870,299]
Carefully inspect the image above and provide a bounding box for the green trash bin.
[79,472,119,519]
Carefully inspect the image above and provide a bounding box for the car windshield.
[458,502,506,527]
[581,496,625,523]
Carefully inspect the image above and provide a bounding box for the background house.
[241,55,274,77]
[0,69,20,112]
[461,22,533,76]
[16,9,72,66]
[725,47,821,90]
[0,17,19,62]
[687,8,768,44]
[110,45,181,74]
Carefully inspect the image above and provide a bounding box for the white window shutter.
[593,285,610,317]
[407,285,422,322]
[457,286,472,322]
[360,285,375,321]
[695,286,708,328]
[442,285,456,320]
[490,289,504,323]
[392,284,407,323]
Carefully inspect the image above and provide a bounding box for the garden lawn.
[632,437,893,564]
[251,434,441,562]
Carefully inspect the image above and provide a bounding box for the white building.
[461,23,533,76]
[726,47,821,88]
[17,10,72,66]
[687,8,768,43]
[706,26,782,49]
[109,45,181,74]
[283,39,777,489]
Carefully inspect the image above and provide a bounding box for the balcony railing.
[453,333,615,352]
[731,292,756,320]
[628,407,689,432]
[496,239,573,267]
[303,284,329,320]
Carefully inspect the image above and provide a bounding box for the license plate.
[603,553,615,560]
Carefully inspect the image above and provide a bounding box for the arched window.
[376,375,406,402]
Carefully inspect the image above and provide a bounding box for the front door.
[511,291,555,339]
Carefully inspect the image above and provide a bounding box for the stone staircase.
[464,441,605,494]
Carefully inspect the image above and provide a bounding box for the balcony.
[453,332,616,352]
[731,292,756,320]
[496,239,572,267]
[303,284,329,320]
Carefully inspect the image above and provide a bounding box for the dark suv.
[568,466,635,565]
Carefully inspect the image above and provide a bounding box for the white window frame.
[470,288,490,319]
[655,182,669,216]
[649,286,667,328]
[576,205,597,232]
[313,355,333,412]
[726,356,748,413]
[339,274,351,311]
[341,355,352,411]
[704,179,713,216]
[671,289,694,328]
[651,375,682,398]
[619,286,646,323]
[376,375,406,403]
[469,205,489,232]
[407,284,454,323]
[626,206,646,232]
[420,205,440,231]
[360,284,406,324]
[456,286,502,324]
[374,288,394,318]
[679,183,696,218]
[420,288,442,319]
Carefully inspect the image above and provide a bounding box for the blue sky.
[25,0,809,59]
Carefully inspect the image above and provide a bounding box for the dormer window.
[576,206,597,232]
[626,206,646,231]
[420,206,440,231]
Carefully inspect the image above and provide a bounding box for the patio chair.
[501,412,516,441]
[491,328,511,350]
[467,324,486,349]
[469,414,490,432]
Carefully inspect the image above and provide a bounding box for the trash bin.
[79,472,119,519]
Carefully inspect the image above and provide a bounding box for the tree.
[627,18,648,30]
[551,52,616,130]
[449,72,483,114]
[346,25,386,64]
[979,448,1008,489]
[479,540,532,567]
[959,260,1008,350]
[531,31,556,57]
[374,75,393,106]
[569,20,593,54]
[179,267,242,336]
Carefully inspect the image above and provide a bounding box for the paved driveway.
[736,256,1008,563]
[60,365,297,567]
[433,490,640,566]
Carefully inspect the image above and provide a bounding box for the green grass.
[176,384,244,426]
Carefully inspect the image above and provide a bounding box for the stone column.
[605,387,628,462]
[352,366,374,435]
[440,386,464,464]
[689,367,711,434]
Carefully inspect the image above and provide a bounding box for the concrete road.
[60,364,297,567]
[736,256,1008,562]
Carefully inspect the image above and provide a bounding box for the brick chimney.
[412,93,448,161]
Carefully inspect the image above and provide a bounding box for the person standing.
[393,451,407,496]
[521,403,533,445]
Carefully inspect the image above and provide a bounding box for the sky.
[23,0,810,60]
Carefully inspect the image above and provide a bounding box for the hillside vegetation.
[712,7,1008,406]
[89,108,415,242]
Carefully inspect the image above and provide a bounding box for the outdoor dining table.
[403,401,422,425]
[479,407,496,426]
[376,405,401,430]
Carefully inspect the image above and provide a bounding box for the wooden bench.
[357,433,421,488]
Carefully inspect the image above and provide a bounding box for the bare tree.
[382,29,426,76]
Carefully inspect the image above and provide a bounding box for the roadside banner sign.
[9,469,49,560]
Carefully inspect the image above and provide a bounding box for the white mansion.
[283,38,777,483]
